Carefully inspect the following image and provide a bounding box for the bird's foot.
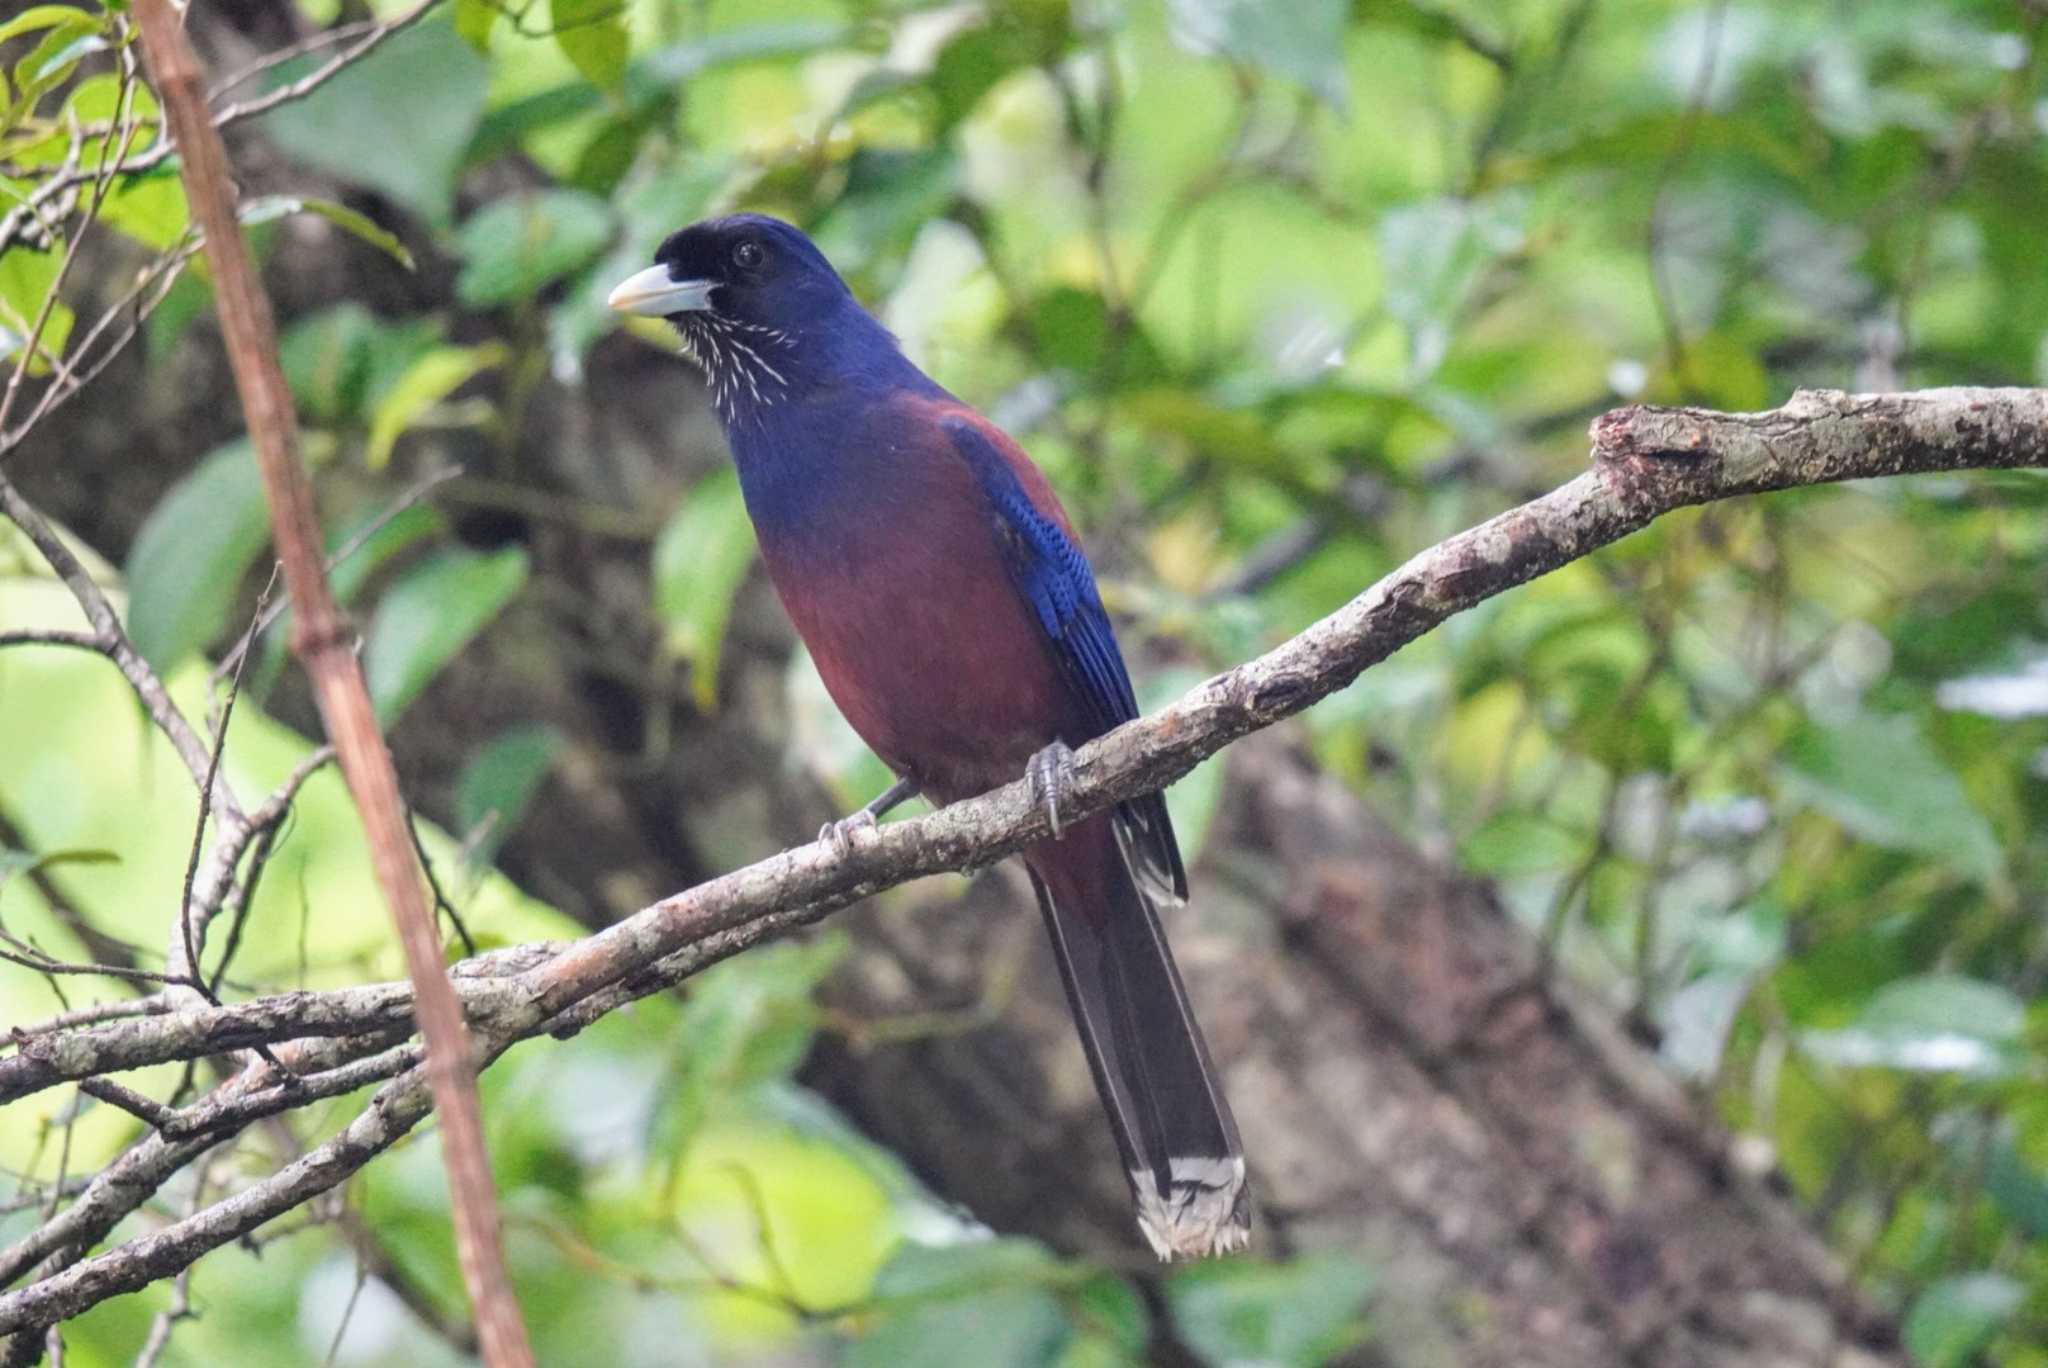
[819,809,877,858]
[818,775,920,857]
[1027,740,1077,839]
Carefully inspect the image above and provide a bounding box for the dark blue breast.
[726,374,950,561]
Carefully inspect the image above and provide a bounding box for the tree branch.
[0,475,243,829]
[126,6,532,1365]
[1,386,2041,1333]
[0,2,440,261]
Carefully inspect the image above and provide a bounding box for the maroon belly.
[761,519,1074,805]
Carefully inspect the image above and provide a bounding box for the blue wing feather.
[942,419,1136,728]
[943,418,1188,903]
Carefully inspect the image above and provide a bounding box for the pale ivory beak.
[607,266,717,317]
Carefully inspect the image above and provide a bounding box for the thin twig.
[169,636,249,1002]
[129,6,532,1362]
[75,1078,179,1131]
[0,29,149,445]
[319,1264,370,1368]
[339,1210,480,1355]
[0,239,203,460]
[0,1,441,260]
[204,824,278,1003]
[5,996,169,1042]
[0,630,108,652]
[210,465,462,692]
[408,809,477,957]
[130,1262,191,1368]
[0,474,245,828]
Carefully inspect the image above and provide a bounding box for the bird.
[610,214,1248,1259]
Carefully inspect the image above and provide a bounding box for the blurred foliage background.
[2,0,2047,1363]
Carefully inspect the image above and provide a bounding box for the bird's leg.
[1027,740,1077,839]
[819,774,921,856]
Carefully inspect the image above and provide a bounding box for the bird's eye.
[731,239,764,270]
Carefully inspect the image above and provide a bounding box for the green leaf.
[453,0,497,52]
[1461,811,1586,875]
[0,6,97,47]
[1068,1273,1146,1357]
[468,21,849,162]
[651,936,848,1154]
[564,114,641,196]
[1124,388,1286,469]
[454,724,561,866]
[0,242,71,375]
[847,1240,1070,1368]
[10,18,103,119]
[329,502,445,606]
[1378,195,1527,379]
[255,498,449,692]
[97,173,186,251]
[279,305,377,423]
[454,190,613,308]
[1903,1272,2022,1368]
[364,343,506,471]
[363,547,528,723]
[237,196,414,271]
[813,146,961,274]
[0,845,118,895]
[1801,974,2026,1077]
[652,469,758,711]
[1166,0,1349,109]
[260,17,488,225]
[1660,969,1755,1080]
[144,267,209,359]
[33,78,176,244]
[551,0,628,92]
[280,305,445,426]
[926,9,1069,132]
[123,440,272,675]
[633,20,853,92]
[1986,1131,2048,1239]
[1778,711,2003,885]
[1867,975,2025,1045]
[1168,1250,1375,1367]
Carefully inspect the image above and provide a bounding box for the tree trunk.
[808,733,1903,1368]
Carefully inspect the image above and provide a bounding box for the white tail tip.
[1132,1156,1251,1260]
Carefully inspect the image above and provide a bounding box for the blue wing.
[943,418,1188,904]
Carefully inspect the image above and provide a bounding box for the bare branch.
[0,1035,420,1297]
[0,387,2041,1333]
[7,998,170,1042]
[0,631,108,653]
[128,5,533,1363]
[72,1079,179,1132]
[1,1059,440,1335]
[0,240,203,460]
[0,30,149,443]
[208,467,462,694]
[0,2,440,260]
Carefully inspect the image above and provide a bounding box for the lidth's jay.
[610,215,1248,1259]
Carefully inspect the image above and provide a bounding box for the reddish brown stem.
[127,6,535,1364]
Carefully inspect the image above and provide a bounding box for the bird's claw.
[1028,740,1077,839]
[819,809,876,858]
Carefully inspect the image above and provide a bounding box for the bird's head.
[608,213,881,422]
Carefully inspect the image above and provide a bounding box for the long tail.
[1025,814,1249,1260]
